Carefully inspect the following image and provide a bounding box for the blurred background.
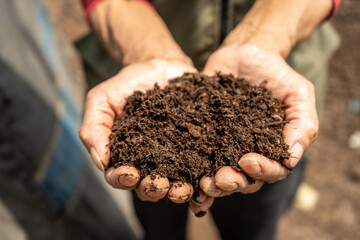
[1,0,359,239]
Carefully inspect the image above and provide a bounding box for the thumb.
[283,119,319,169]
[202,61,216,76]
[79,87,116,172]
[282,81,319,169]
[202,53,234,76]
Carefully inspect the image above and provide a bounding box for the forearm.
[223,0,333,58]
[89,0,191,66]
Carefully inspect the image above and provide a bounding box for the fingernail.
[168,195,190,202]
[191,190,202,205]
[238,159,261,176]
[119,174,139,187]
[215,182,238,191]
[289,142,304,167]
[195,211,207,218]
[90,147,105,172]
[191,198,202,205]
[203,188,222,197]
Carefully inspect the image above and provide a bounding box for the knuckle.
[240,189,251,195]
[86,87,98,101]
[296,80,315,97]
[297,84,310,96]
[276,173,287,182]
[240,184,260,194]
[305,80,315,93]
[271,170,287,182]
[78,126,89,144]
[243,181,263,194]
[265,176,280,184]
[305,120,319,141]
[236,180,247,190]
[277,165,289,179]
[205,55,217,68]
[106,176,118,189]
[267,171,287,183]
[266,178,279,184]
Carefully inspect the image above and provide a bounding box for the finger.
[214,166,263,194]
[204,45,318,170]
[282,78,318,168]
[238,153,289,183]
[202,48,237,76]
[79,86,117,171]
[189,190,214,217]
[168,181,194,203]
[135,175,170,202]
[105,166,140,190]
[190,188,208,205]
[202,58,217,76]
[199,176,223,197]
[282,119,315,168]
[157,60,198,82]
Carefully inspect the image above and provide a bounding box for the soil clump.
[109,73,290,188]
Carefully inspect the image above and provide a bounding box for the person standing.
[79,0,341,239]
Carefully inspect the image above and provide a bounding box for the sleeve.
[327,0,342,19]
[81,0,104,21]
[81,0,151,22]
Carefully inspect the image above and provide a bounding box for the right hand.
[190,44,319,216]
[79,59,197,203]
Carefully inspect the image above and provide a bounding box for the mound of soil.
[109,73,290,187]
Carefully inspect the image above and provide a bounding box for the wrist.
[91,0,192,66]
[221,20,293,58]
[220,0,333,58]
[137,56,194,68]
[120,42,193,67]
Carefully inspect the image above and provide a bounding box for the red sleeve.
[328,0,342,19]
[81,0,151,22]
[81,0,104,22]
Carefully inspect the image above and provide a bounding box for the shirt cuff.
[327,0,342,19]
[81,0,151,23]
[82,0,104,22]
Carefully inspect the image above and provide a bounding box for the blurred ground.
[278,1,360,239]
[43,0,360,239]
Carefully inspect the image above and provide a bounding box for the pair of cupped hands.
[79,44,319,216]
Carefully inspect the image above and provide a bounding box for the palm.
[204,44,318,159]
[193,44,319,206]
[99,60,197,117]
[80,59,197,203]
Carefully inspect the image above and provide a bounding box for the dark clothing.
[211,158,306,240]
[132,158,306,240]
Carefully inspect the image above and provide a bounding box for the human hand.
[79,59,197,203]
[190,44,318,215]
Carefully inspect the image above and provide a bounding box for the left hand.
[190,44,319,215]
[79,59,197,203]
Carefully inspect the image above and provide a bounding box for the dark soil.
[109,73,289,187]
